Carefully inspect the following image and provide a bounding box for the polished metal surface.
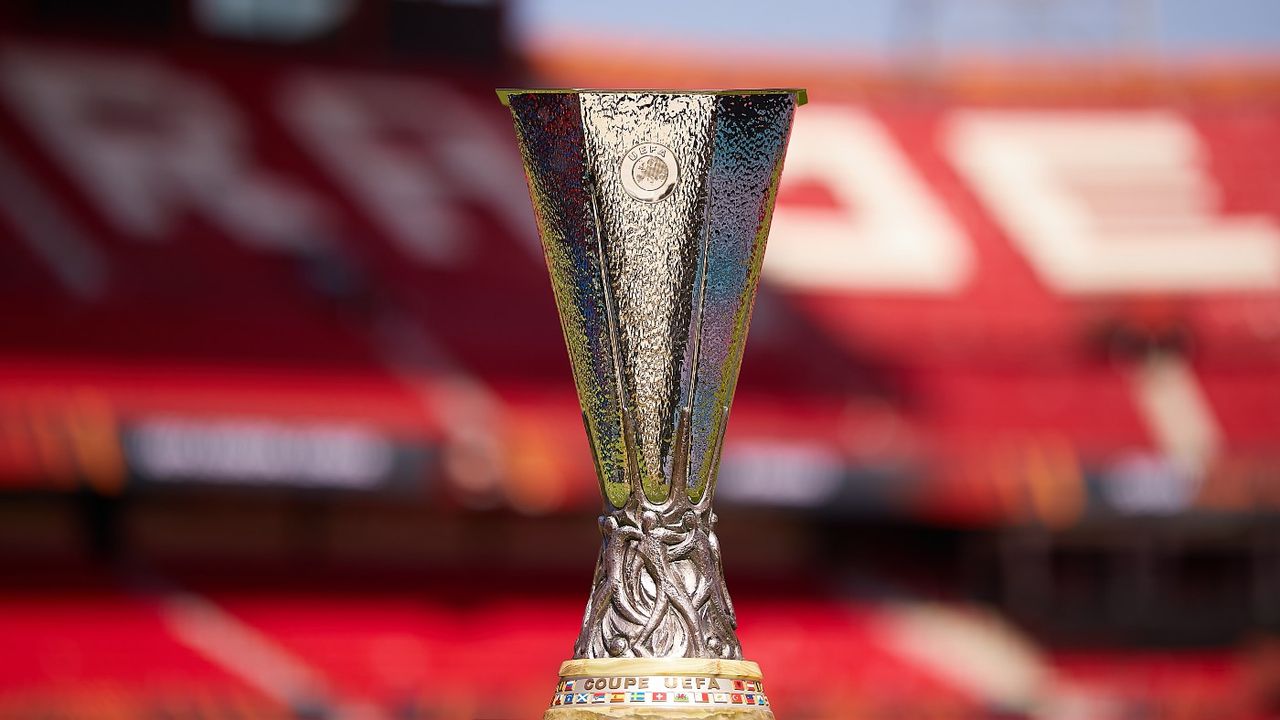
[503,89,801,660]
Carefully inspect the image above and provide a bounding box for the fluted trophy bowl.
[499,88,805,719]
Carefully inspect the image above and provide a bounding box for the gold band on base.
[544,658,775,720]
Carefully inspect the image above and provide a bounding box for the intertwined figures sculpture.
[579,478,738,660]
[500,88,804,719]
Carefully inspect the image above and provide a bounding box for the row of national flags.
[553,691,767,706]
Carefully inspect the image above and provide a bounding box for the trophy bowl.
[499,88,805,719]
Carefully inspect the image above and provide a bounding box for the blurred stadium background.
[1,0,1279,718]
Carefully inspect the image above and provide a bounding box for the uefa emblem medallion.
[619,142,678,202]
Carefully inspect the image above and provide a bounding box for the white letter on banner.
[0,46,327,252]
[946,110,1280,293]
[765,106,972,293]
[279,73,535,267]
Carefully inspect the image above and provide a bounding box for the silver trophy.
[499,88,804,719]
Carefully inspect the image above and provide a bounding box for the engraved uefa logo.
[620,142,678,202]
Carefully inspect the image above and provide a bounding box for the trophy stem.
[573,402,740,661]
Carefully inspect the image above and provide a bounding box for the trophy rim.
[496,87,808,107]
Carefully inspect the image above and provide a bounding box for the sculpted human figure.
[632,510,704,656]
[706,512,737,627]
[665,509,738,655]
[575,514,646,657]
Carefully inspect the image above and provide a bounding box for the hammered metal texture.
[508,92,631,508]
[686,93,795,504]
[504,90,799,660]
[580,93,717,505]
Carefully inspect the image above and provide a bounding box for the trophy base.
[543,658,774,720]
